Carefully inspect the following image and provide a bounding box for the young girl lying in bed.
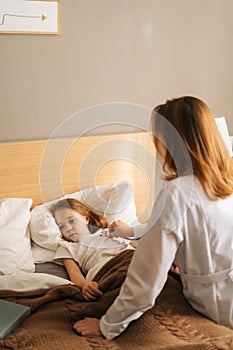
[51,198,135,301]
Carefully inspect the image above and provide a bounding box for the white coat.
[99,175,233,339]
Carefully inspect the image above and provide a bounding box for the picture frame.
[0,0,60,35]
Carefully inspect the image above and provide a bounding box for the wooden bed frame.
[0,132,156,223]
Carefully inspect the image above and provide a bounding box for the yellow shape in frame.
[42,15,48,21]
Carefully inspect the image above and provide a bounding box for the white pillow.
[30,181,139,254]
[0,198,35,275]
[31,241,56,263]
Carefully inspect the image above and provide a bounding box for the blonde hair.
[51,198,109,233]
[151,96,233,199]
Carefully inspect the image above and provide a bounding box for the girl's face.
[54,208,90,242]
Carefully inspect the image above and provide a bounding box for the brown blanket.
[0,249,233,350]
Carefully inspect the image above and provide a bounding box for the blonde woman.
[74,96,233,338]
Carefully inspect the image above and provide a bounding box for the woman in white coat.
[73,96,233,339]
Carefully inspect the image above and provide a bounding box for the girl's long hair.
[51,198,109,233]
[151,96,233,199]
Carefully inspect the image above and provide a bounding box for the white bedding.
[31,241,56,263]
[0,272,71,292]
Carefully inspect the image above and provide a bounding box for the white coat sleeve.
[99,187,184,339]
[133,223,148,239]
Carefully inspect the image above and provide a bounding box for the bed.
[0,132,232,350]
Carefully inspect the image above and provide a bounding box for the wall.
[1,0,233,141]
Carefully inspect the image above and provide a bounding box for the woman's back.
[170,175,233,328]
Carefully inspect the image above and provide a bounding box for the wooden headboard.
[0,132,156,223]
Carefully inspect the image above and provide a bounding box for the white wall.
[0,0,232,141]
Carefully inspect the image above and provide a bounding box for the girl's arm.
[63,258,103,300]
[63,258,86,286]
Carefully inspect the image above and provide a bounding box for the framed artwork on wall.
[0,0,60,35]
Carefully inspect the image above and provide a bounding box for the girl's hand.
[108,220,134,238]
[82,281,103,301]
[73,317,101,336]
